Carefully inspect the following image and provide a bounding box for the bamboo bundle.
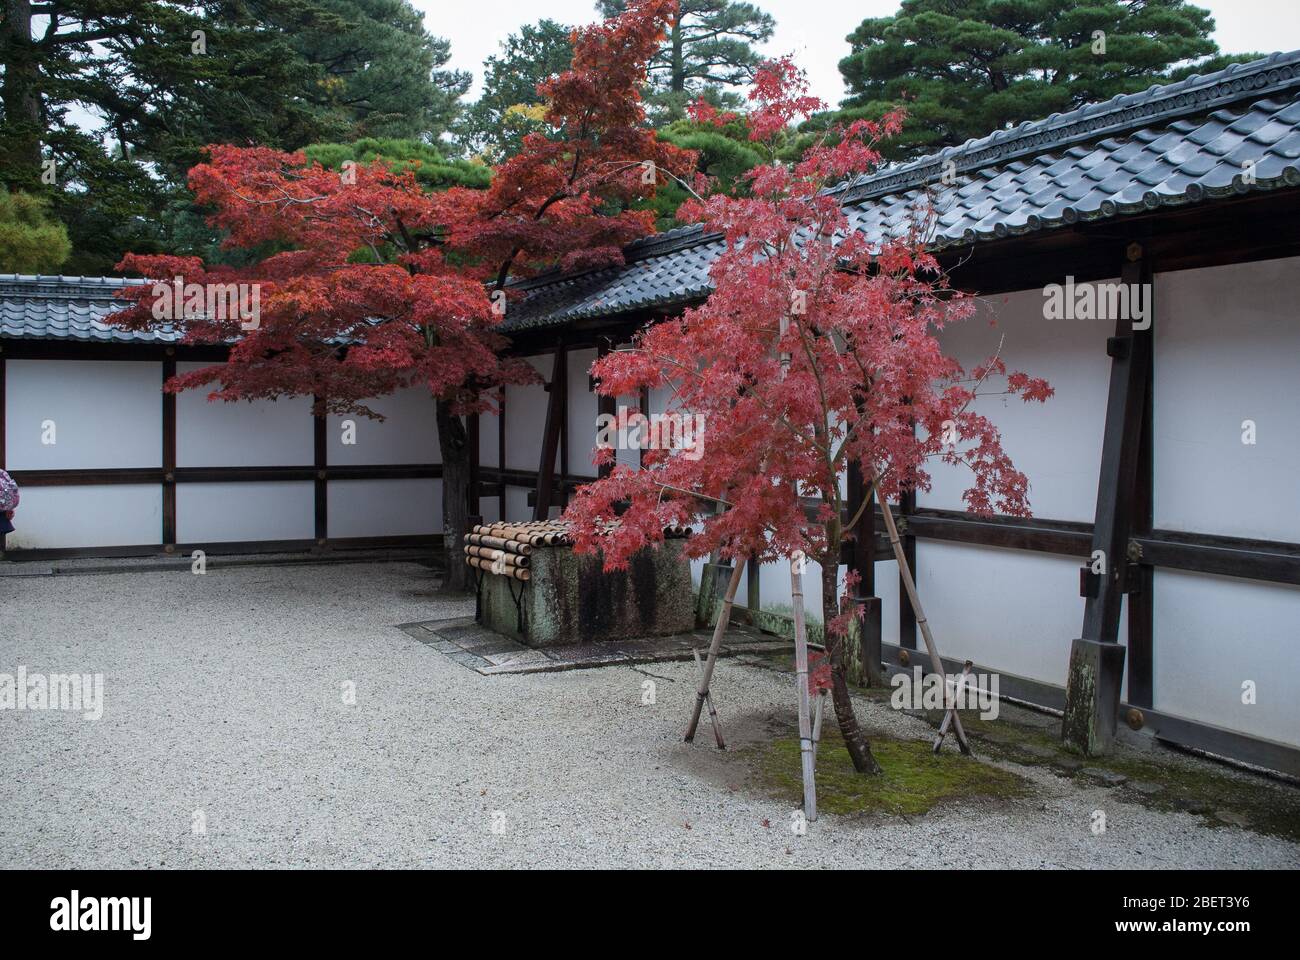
[465,555,531,582]
[464,545,530,568]
[471,519,693,547]
[464,532,533,555]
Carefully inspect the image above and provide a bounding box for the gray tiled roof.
[0,275,176,343]
[502,50,1300,332]
[7,51,1300,343]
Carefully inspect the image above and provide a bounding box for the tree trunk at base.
[821,558,882,775]
[437,399,471,593]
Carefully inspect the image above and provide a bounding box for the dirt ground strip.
[1,560,1296,869]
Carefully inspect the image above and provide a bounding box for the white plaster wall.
[175,362,313,467]
[1153,257,1300,542]
[327,387,439,466]
[478,497,501,525]
[567,348,600,477]
[178,482,314,543]
[328,479,440,537]
[1153,570,1300,746]
[504,485,532,522]
[4,484,161,549]
[920,286,1115,522]
[5,360,161,469]
[910,540,1126,694]
[505,356,554,473]
[479,393,502,469]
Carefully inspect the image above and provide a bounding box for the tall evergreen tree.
[457,19,574,162]
[0,0,469,272]
[596,0,774,119]
[835,0,1249,159]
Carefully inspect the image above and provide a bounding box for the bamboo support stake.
[692,648,726,749]
[934,661,973,753]
[811,689,828,762]
[873,481,971,755]
[790,559,818,821]
[684,557,746,745]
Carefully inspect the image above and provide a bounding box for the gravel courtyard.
[2,560,1297,869]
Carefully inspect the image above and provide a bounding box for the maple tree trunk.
[436,399,471,593]
[821,552,882,775]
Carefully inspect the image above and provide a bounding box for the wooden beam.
[314,403,327,545]
[848,459,881,683]
[467,412,480,516]
[638,385,650,469]
[906,509,1093,556]
[162,355,177,549]
[533,341,566,520]
[879,642,1300,779]
[9,464,444,486]
[1128,318,1156,708]
[1134,531,1300,585]
[498,387,507,519]
[899,488,917,651]
[1063,245,1154,755]
[597,340,616,481]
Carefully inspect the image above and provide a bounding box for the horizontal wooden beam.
[3,535,442,563]
[9,464,444,486]
[902,509,1300,586]
[906,509,1094,556]
[1135,530,1300,586]
[879,642,1300,779]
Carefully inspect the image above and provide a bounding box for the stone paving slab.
[397,616,793,676]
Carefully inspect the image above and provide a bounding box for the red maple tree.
[564,58,1052,774]
[109,0,695,589]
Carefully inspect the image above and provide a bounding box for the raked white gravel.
[2,561,1296,869]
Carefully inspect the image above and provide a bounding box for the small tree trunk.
[821,555,882,775]
[436,399,471,593]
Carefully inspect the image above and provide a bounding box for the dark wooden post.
[162,352,177,552]
[497,387,507,519]
[1128,318,1156,709]
[313,396,327,547]
[595,341,617,481]
[534,341,566,520]
[899,488,918,651]
[1063,244,1154,754]
[848,459,882,684]
[638,384,651,469]
[467,412,481,516]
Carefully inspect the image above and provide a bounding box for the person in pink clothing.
[0,469,18,537]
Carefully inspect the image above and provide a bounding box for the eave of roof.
[499,50,1300,333]
[0,275,176,343]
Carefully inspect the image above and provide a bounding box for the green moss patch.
[754,727,1028,818]
[907,707,1300,842]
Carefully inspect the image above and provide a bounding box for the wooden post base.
[1061,637,1127,756]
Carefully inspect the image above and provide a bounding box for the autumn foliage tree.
[564,59,1051,774]
[108,0,696,590]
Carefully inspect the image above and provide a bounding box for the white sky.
[412,0,1300,106]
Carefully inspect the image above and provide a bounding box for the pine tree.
[835,0,1249,159]
[596,0,774,119]
[457,19,576,163]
